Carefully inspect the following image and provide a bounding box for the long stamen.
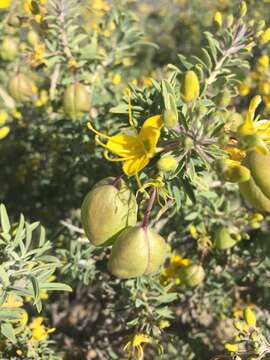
[87,122,111,139]
[104,151,134,162]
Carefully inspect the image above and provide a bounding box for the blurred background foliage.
[1,0,270,359]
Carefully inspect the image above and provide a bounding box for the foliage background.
[1,0,270,359]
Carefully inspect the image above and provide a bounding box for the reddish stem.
[111,173,124,187]
[142,188,157,231]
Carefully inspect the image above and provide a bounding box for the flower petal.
[139,127,161,156]
[142,115,163,130]
[106,133,143,158]
[123,155,149,176]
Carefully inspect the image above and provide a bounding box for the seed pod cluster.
[81,177,167,278]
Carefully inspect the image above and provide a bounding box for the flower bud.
[214,226,237,250]
[108,226,167,279]
[240,1,247,17]
[81,177,138,246]
[162,109,178,129]
[213,11,223,28]
[157,155,178,173]
[63,82,91,120]
[0,37,18,61]
[181,71,200,104]
[7,73,36,102]
[239,151,270,212]
[180,264,205,287]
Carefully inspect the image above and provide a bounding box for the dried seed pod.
[239,151,270,212]
[7,73,36,102]
[63,82,91,120]
[214,226,237,250]
[180,264,205,287]
[108,226,167,279]
[0,37,18,61]
[81,177,137,246]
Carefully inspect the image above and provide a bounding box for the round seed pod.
[180,264,205,287]
[0,37,18,61]
[239,151,270,212]
[81,177,138,246]
[63,82,91,120]
[214,226,237,250]
[27,30,40,46]
[108,226,167,279]
[7,73,36,102]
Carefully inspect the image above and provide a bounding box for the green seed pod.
[181,70,200,103]
[7,73,36,102]
[162,109,178,129]
[81,177,138,246]
[214,226,237,250]
[216,159,251,183]
[63,82,91,120]
[157,155,178,173]
[216,90,231,108]
[180,264,205,287]
[0,37,18,61]
[27,30,40,46]
[108,226,167,279]
[239,151,270,212]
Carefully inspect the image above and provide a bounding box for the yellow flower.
[0,0,12,9]
[161,254,190,285]
[30,317,55,342]
[20,310,28,326]
[238,82,251,96]
[0,111,8,126]
[237,96,270,153]
[260,28,270,44]
[1,294,23,308]
[225,343,238,353]
[112,73,121,85]
[31,43,47,67]
[87,115,163,177]
[257,54,269,70]
[0,126,10,140]
[244,306,256,327]
[123,333,151,360]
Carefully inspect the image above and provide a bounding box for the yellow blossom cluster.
[238,55,270,109]
[160,254,190,285]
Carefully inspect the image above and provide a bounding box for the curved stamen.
[104,150,135,162]
[87,122,111,139]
